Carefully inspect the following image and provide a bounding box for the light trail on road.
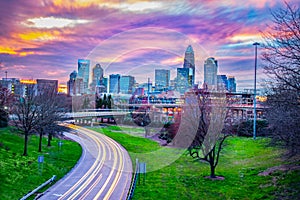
[40,125,132,200]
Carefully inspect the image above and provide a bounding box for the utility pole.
[147,78,150,104]
[253,42,260,139]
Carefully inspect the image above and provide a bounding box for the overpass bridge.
[65,110,130,118]
[65,101,265,125]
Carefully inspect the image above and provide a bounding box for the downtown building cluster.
[0,45,236,99]
[67,45,237,97]
[0,78,60,97]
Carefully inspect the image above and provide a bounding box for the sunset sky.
[0,0,297,91]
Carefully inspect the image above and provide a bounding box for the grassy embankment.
[0,127,82,200]
[91,125,300,200]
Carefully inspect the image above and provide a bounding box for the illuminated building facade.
[228,76,237,92]
[155,69,170,91]
[77,59,90,94]
[204,57,218,86]
[120,75,135,94]
[176,68,190,94]
[183,45,195,86]
[109,74,120,94]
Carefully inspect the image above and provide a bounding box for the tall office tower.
[67,71,77,96]
[92,63,103,86]
[204,57,218,86]
[90,63,104,93]
[217,75,228,90]
[109,74,120,94]
[75,78,84,95]
[102,77,108,93]
[228,76,237,92]
[37,79,58,94]
[77,59,90,94]
[96,76,108,94]
[183,45,195,86]
[176,68,190,94]
[155,69,170,91]
[120,75,135,94]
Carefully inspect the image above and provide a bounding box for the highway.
[40,125,132,200]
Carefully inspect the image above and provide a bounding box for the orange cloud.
[0,47,17,55]
[230,34,262,43]
[202,0,276,9]
[18,31,61,41]
[0,47,37,56]
[46,69,67,76]
[161,56,183,65]
[52,0,110,9]
[19,51,35,57]
[0,44,41,56]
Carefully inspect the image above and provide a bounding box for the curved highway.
[40,125,132,200]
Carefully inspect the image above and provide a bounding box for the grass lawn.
[0,127,82,200]
[91,126,300,200]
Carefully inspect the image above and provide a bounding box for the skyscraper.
[109,74,120,94]
[228,76,237,92]
[176,68,190,94]
[90,63,104,93]
[102,77,108,93]
[77,59,90,94]
[67,71,77,96]
[183,45,195,86]
[204,57,218,86]
[92,64,103,85]
[155,69,170,91]
[120,75,135,94]
[217,75,228,90]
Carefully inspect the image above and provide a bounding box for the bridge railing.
[127,159,139,200]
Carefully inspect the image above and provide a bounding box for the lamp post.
[147,77,150,104]
[253,42,260,139]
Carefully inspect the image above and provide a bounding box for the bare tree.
[177,88,231,178]
[131,106,152,137]
[45,123,69,147]
[0,85,14,127]
[35,88,66,152]
[262,2,300,156]
[11,84,67,155]
[11,85,40,156]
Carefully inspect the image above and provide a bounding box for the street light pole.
[253,42,260,140]
[147,77,150,104]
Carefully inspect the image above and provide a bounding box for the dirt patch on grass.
[204,176,225,181]
[258,164,300,176]
[147,133,169,146]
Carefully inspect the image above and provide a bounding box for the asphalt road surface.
[40,125,132,200]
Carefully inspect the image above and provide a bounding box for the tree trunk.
[47,134,52,147]
[144,127,150,137]
[23,131,28,156]
[209,150,216,178]
[38,130,43,152]
[210,164,216,178]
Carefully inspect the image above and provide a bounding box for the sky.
[0,0,297,91]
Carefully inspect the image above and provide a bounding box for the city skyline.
[0,0,298,90]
